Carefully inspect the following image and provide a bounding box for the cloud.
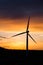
[0,0,43,19]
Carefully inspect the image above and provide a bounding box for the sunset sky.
[0,0,43,50]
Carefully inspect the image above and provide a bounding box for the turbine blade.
[26,16,30,31]
[0,36,7,39]
[28,34,37,43]
[11,32,26,37]
[0,39,2,40]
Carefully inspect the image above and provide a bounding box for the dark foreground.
[0,47,43,64]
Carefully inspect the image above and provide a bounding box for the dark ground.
[0,47,43,64]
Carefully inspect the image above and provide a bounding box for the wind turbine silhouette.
[11,16,37,51]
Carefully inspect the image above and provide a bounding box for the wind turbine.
[11,16,37,51]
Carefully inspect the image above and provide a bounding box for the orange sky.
[0,16,43,50]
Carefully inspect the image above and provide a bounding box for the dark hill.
[0,47,43,64]
[0,47,43,58]
[0,47,26,55]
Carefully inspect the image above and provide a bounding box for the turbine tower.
[11,16,37,51]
